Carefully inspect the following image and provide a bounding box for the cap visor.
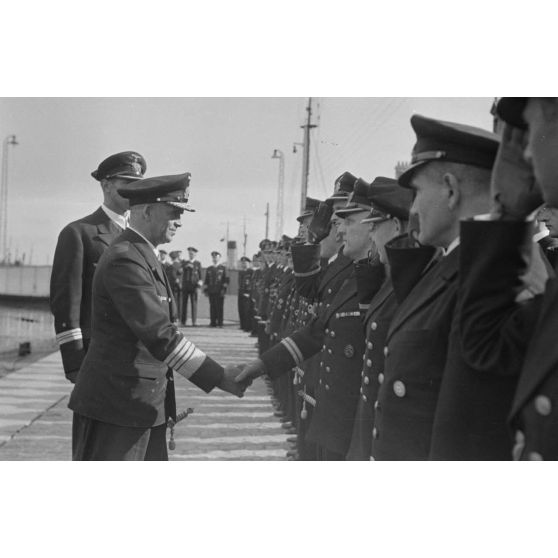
[166,201,195,212]
[335,207,370,217]
[397,160,428,189]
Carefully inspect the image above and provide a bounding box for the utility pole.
[300,98,317,213]
[243,216,247,257]
[264,202,270,239]
[271,149,285,241]
[1,135,18,263]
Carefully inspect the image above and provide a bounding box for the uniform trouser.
[181,290,198,325]
[209,294,224,326]
[72,413,168,461]
[316,444,345,461]
[238,295,252,330]
[171,287,182,319]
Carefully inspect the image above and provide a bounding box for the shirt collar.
[101,204,129,230]
[328,253,338,265]
[533,228,550,243]
[443,236,460,256]
[127,226,159,257]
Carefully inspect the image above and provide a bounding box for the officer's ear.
[442,172,461,212]
[393,217,402,234]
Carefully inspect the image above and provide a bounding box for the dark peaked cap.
[328,171,358,201]
[118,172,194,211]
[297,197,321,222]
[496,97,529,130]
[398,114,500,188]
[92,151,146,181]
[335,178,373,217]
[362,177,414,222]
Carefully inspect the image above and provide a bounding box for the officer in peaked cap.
[181,247,203,326]
[238,256,254,331]
[346,177,435,460]
[204,250,229,327]
[398,114,500,190]
[370,115,514,461]
[69,172,245,460]
[456,96,558,461]
[51,151,147,387]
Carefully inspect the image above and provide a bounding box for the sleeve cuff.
[187,356,225,393]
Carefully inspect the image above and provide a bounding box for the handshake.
[217,359,267,397]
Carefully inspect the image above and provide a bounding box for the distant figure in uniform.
[181,246,203,326]
[158,249,169,266]
[166,250,183,318]
[238,256,253,331]
[68,172,245,460]
[204,251,229,327]
[50,151,146,383]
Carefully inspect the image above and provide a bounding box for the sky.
[0,97,494,266]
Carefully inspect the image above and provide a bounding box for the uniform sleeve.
[49,224,86,376]
[291,244,323,299]
[104,255,223,392]
[459,220,542,376]
[260,315,324,379]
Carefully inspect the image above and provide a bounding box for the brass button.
[362,394,367,403]
[534,395,552,416]
[327,348,333,355]
[374,400,379,410]
[325,366,331,373]
[370,456,375,461]
[371,322,378,331]
[319,379,322,385]
[383,346,389,357]
[515,430,525,444]
[528,452,544,461]
[366,359,372,367]
[367,341,373,350]
[325,384,330,391]
[364,376,370,385]
[360,387,363,394]
[327,288,332,294]
[329,330,336,338]
[325,328,329,335]
[320,361,323,367]
[372,427,378,440]
[378,373,384,384]
[393,380,406,398]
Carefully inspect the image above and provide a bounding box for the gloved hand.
[307,202,333,244]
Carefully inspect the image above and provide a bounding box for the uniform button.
[528,452,544,461]
[378,373,384,384]
[327,288,332,294]
[372,427,378,440]
[393,380,406,398]
[320,361,323,367]
[366,359,372,367]
[319,379,322,385]
[325,366,331,373]
[383,346,389,357]
[374,400,379,410]
[322,345,326,351]
[367,341,373,350]
[364,376,370,385]
[329,330,336,338]
[371,322,378,331]
[325,384,330,391]
[515,430,525,444]
[369,456,375,461]
[327,348,333,355]
[325,328,329,335]
[360,387,363,394]
[362,394,367,403]
[534,395,552,416]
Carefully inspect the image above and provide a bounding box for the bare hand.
[218,364,248,397]
[491,123,543,220]
[235,359,266,385]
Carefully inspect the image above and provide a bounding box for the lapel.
[323,272,357,323]
[320,253,352,294]
[387,247,459,341]
[94,207,123,247]
[511,279,558,416]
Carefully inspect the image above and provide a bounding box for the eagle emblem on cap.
[131,162,142,175]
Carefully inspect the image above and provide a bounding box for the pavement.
[0,319,292,460]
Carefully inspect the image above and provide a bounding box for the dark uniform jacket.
[204,264,229,295]
[182,260,203,292]
[68,229,224,428]
[261,269,383,456]
[50,207,123,377]
[372,246,460,460]
[458,220,550,460]
[238,268,254,297]
[165,260,184,293]
[346,239,436,460]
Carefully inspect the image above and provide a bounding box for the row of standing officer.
[237,103,555,461]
